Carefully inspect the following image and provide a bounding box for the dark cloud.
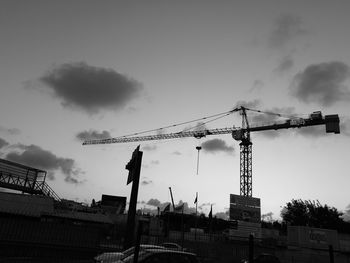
[147,198,162,207]
[39,62,142,114]
[5,144,83,184]
[76,130,111,142]
[268,14,307,49]
[142,144,157,151]
[201,139,234,154]
[0,126,20,135]
[0,138,9,149]
[141,179,153,186]
[275,55,294,73]
[290,61,350,106]
[234,99,261,110]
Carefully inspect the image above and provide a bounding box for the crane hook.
[196,146,202,175]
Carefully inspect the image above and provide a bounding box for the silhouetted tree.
[281,199,343,230]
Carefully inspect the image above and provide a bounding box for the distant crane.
[169,187,176,211]
[83,106,340,197]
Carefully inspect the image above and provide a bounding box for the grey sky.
[0,0,349,218]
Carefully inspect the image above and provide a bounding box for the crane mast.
[83,108,340,197]
[239,107,253,196]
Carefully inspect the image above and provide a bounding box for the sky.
[1,0,350,220]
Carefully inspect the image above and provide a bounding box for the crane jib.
[82,113,340,145]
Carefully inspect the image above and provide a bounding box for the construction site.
[1,107,350,262]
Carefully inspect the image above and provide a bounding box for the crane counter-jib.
[232,114,340,140]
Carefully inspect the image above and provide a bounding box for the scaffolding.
[0,158,61,202]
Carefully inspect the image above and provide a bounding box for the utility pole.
[124,146,143,249]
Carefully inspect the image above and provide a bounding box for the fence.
[1,214,350,263]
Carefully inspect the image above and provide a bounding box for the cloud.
[0,138,9,149]
[76,129,111,142]
[249,106,296,124]
[274,55,294,74]
[147,198,162,207]
[5,144,83,184]
[141,179,153,186]
[151,160,159,165]
[172,151,182,155]
[201,139,234,154]
[268,14,307,49]
[142,144,157,151]
[234,99,261,110]
[39,62,142,114]
[290,61,350,106]
[0,126,20,135]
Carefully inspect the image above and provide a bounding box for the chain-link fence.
[2,214,350,263]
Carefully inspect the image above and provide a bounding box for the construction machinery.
[83,106,340,197]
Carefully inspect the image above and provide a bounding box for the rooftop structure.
[0,158,61,201]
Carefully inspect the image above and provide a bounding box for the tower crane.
[83,106,340,197]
